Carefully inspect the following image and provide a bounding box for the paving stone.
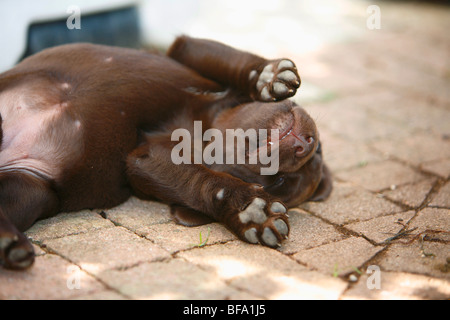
[297,54,379,96]
[0,254,104,300]
[228,269,348,300]
[292,237,383,276]
[281,208,345,254]
[345,211,416,244]
[336,160,426,192]
[25,210,114,241]
[309,126,383,173]
[42,227,171,275]
[371,208,450,278]
[364,94,450,138]
[343,271,450,300]
[371,52,450,106]
[309,81,450,140]
[178,241,347,299]
[376,242,450,279]
[382,178,436,208]
[136,222,236,253]
[72,290,127,300]
[379,2,450,48]
[371,31,450,80]
[98,258,245,300]
[421,158,450,179]
[226,291,262,300]
[33,243,46,256]
[296,31,401,97]
[371,133,450,167]
[304,92,408,143]
[103,196,172,230]
[429,182,450,208]
[178,241,307,278]
[301,181,402,225]
[409,208,450,238]
[326,30,450,106]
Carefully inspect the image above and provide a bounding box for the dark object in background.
[21,6,141,60]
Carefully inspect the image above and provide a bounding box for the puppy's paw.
[0,229,35,270]
[249,59,300,102]
[232,197,289,248]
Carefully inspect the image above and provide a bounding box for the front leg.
[167,36,300,102]
[126,135,289,247]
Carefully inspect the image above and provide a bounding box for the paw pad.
[251,59,300,102]
[237,197,289,248]
[244,228,259,244]
[239,198,267,224]
[0,231,35,270]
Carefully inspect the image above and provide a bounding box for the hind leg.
[0,172,59,269]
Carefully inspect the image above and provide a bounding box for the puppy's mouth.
[257,112,293,147]
[261,110,316,159]
[277,116,295,143]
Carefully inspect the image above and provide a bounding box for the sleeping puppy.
[0,36,332,270]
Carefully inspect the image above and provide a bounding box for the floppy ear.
[308,163,332,201]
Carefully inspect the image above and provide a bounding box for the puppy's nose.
[292,134,314,158]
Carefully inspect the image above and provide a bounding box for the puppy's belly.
[0,84,84,179]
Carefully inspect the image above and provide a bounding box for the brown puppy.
[0,36,331,270]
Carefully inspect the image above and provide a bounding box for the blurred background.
[1,0,365,72]
[0,0,449,107]
[0,0,446,70]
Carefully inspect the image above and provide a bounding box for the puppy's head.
[210,100,332,207]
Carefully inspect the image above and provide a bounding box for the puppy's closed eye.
[264,176,285,191]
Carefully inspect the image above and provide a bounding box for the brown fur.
[0,36,331,269]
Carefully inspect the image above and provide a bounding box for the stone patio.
[0,0,449,300]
